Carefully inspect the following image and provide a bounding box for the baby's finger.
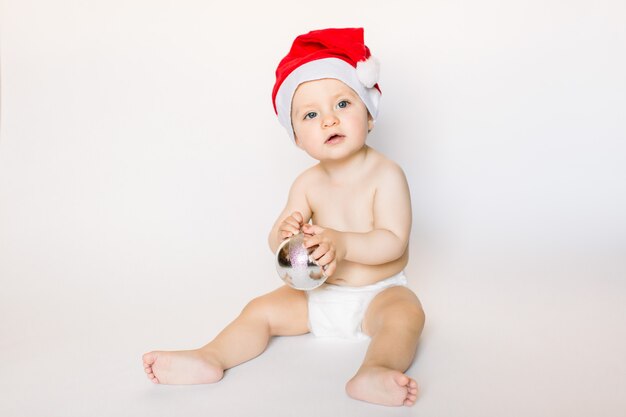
[316,249,335,267]
[310,243,329,261]
[291,211,304,225]
[280,230,294,239]
[284,217,301,230]
[282,219,302,233]
[303,234,321,249]
[302,224,324,235]
[323,261,336,277]
[280,227,299,239]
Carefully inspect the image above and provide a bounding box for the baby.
[143,27,425,407]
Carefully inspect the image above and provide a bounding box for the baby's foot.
[142,349,224,385]
[345,366,418,406]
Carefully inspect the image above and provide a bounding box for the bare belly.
[325,250,409,287]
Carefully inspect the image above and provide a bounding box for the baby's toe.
[142,352,157,365]
[393,372,410,386]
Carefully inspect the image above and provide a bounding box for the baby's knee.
[385,301,425,331]
[409,302,425,330]
[398,291,426,327]
[241,296,271,318]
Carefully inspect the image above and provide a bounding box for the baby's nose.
[322,114,339,127]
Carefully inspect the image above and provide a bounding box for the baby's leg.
[346,286,425,406]
[143,285,309,384]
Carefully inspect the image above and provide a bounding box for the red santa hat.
[272,27,381,142]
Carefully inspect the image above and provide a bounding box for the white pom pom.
[356,56,380,88]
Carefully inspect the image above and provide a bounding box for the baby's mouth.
[325,134,344,144]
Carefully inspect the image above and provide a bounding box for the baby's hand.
[278,211,305,240]
[302,224,345,278]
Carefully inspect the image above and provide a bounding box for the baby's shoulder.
[289,164,323,194]
[367,149,407,183]
[295,164,326,184]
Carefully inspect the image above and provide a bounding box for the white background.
[1,1,625,416]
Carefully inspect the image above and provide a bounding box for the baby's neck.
[318,145,372,183]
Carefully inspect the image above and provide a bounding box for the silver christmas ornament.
[275,232,327,290]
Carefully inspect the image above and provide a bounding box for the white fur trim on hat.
[275,57,381,143]
[356,56,380,88]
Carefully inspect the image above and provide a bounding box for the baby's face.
[291,78,373,161]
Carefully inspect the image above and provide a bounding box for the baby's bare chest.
[308,184,376,232]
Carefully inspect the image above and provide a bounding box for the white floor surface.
[1,250,624,417]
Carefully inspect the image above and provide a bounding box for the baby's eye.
[304,111,317,120]
[336,100,350,109]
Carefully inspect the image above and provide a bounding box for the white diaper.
[306,271,408,339]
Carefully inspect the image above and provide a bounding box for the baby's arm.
[305,162,411,267]
[268,172,313,253]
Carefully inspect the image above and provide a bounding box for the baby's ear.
[367,113,374,132]
[294,134,303,148]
